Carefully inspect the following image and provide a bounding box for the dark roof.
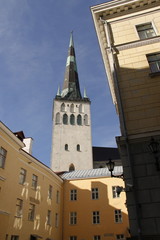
[92,146,120,162]
[14,131,25,141]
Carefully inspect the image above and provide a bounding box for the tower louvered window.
[63,114,68,125]
[77,114,82,125]
[70,114,75,125]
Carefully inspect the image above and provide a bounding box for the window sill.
[149,72,160,77]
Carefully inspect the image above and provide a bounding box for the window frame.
[56,190,60,204]
[112,186,120,199]
[15,198,23,218]
[92,211,100,224]
[93,236,101,240]
[48,185,53,200]
[19,168,26,185]
[92,188,99,200]
[0,147,7,168]
[55,213,58,228]
[47,210,51,225]
[70,212,77,225]
[11,236,19,240]
[136,22,156,40]
[70,189,77,201]
[115,209,122,223]
[70,236,77,240]
[116,234,125,240]
[28,203,35,221]
[147,52,160,75]
[32,174,38,190]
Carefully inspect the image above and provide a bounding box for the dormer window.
[136,22,156,40]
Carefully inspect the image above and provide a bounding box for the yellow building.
[0,121,129,240]
[62,169,129,240]
[0,121,63,240]
[91,0,160,239]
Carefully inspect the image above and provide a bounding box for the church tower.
[51,34,93,172]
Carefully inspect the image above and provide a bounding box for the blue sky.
[0,0,120,167]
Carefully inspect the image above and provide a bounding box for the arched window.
[55,112,60,124]
[65,144,68,151]
[77,144,80,151]
[70,114,75,125]
[84,114,88,125]
[69,164,75,172]
[79,104,83,113]
[61,103,65,112]
[63,114,68,125]
[70,103,74,113]
[77,114,82,125]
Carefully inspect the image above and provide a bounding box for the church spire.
[61,32,82,100]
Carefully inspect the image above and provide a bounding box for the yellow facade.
[0,121,129,240]
[0,122,63,240]
[63,176,129,240]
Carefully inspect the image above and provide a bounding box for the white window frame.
[70,212,77,225]
[115,209,122,223]
[112,186,120,198]
[92,188,99,200]
[92,211,100,224]
[0,147,7,168]
[70,189,77,201]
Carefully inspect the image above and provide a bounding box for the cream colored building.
[91,0,160,239]
[0,121,63,240]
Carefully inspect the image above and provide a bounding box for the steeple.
[61,33,82,100]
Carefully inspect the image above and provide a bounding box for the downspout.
[100,18,142,240]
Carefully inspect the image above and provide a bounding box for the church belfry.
[50,33,93,172]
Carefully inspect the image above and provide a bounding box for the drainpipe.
[100,17,142,240]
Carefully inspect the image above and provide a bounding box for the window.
[92,211,100,224]
[70,237,77,240]
[65,144,68,151]
[15,199,23,217]
[147,53,160,73]
[32,174,38,190]
[0,147,7,168]
[11,236,19,240]
[61,103,65,112]
[79,104,83,113]
[84,114,88,125]
[94,236,101,240]
[28,203,35,221]
[116,234,125,240]
[55,213,58,227]
[56,190,59,204]
[70,189,77,201]
[19,168,26,185]
[136,22,156,39]
[55,112,60,124]
[92,188,99,200]
[77,144,80,151]
[77,114,82,125]
[112,186,120,198]
[70,114,75,125]
[69,164,75,172]
[70,212,77,225]
[115,209,122,223]
[47,210,51,225]
[70,103,74,113]
[48,185,52,199]
[63,113,68,125]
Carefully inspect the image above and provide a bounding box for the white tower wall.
[51,100,93,172]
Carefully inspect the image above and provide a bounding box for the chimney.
[23,138,33,155]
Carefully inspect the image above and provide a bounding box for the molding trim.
[115,36,160,51]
